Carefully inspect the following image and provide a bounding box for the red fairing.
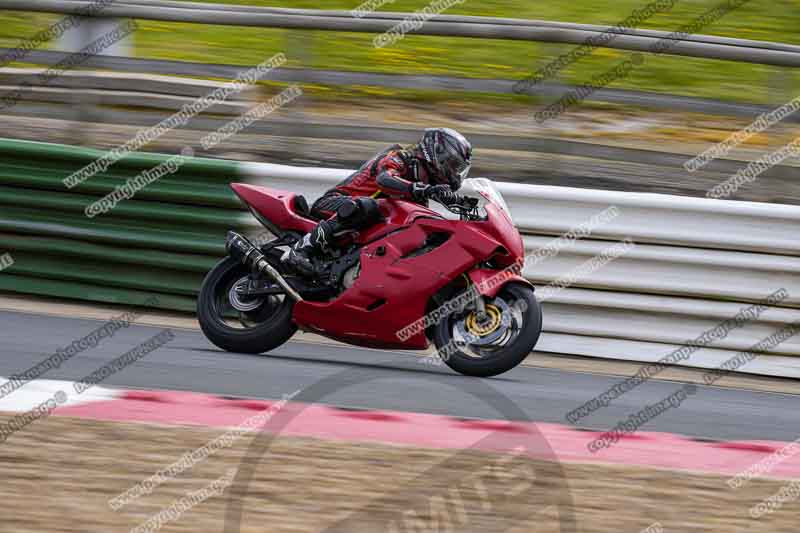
[467,268,530,299]
[464,201,530,298]
[357,199,445,243]
[235,184,530,351]
[476,202,525,267]
[293,211,500,349]
[230,183,316,234]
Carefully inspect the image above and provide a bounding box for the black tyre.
[197,256,297,354]
[432,283,542,377]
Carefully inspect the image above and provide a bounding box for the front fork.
[466,267,533,299]
[472,282,488,321]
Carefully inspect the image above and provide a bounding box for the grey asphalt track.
[2,309,799,443]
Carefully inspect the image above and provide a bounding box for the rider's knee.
[355,197,383,226]
[336,197,382,229]
[335,199,358,221]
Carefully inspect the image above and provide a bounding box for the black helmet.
[419,128,472,191]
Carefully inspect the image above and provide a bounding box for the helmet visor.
[442,158,470,190]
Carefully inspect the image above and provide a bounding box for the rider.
[282,127,473,275]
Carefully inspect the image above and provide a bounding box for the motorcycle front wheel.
[197,256,297,354]
[432,283,542,377]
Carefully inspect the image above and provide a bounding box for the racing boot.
[281,220,335,277]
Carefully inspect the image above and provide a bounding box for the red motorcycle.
[198,178,542,377]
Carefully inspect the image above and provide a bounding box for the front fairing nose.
[482,203,525,265]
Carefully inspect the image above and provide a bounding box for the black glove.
[427,184,458,205]
[409,183,454,203]
[409,182,430,202]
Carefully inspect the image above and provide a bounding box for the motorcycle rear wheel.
[197,256,297,354]
[432,283,542,377]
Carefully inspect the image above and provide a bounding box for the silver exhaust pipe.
[226,231,303,302]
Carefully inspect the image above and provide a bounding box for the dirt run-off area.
[0,413,797,532]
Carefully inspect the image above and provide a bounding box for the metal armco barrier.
[4,50,798,121]
[2,140,799,377]
[240,160,800,377]
[0,68,256,114]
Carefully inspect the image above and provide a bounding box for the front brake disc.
[454,298,513,347]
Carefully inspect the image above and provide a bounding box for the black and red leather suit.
[283,127,472,275]
[303,144,436,252]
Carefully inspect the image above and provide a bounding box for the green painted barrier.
[0,138,252,312]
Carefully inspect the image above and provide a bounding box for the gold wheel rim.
[465,304,503,337]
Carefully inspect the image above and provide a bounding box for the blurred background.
[2,0,799,203]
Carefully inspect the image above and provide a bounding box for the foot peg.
[280,247,316,278]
